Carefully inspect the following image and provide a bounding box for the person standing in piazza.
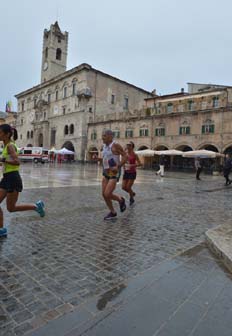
[223,153,232,186]
[97,129,127,220]
[195,157,202,180]
[122,141,141,205]
[0,124,45,238]
[156,155,165,177]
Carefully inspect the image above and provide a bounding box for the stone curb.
[205,223,232,273]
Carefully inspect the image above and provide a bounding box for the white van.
[18,147,49,163]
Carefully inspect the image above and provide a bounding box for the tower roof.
[53,21,62,34]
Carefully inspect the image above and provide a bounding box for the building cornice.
[88,105,232,126]
[145,88,227,103]
[15,63,152,99]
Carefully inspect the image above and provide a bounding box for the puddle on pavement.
[96,284,127,311]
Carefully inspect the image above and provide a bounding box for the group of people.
[1,125,232,234]
[194,155,232,184]
[99,129,141,220]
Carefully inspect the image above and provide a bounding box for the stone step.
[206,223,232,273]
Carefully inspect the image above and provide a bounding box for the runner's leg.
[6,192,36,212]
[122,179,128,193]
[0,189,7,229]
[127,179,135,198]
[102,177,116,213]
[104,179,122,202]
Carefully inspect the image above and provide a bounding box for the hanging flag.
[5,101,12,113]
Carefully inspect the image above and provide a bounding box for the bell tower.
[41,21,68,83]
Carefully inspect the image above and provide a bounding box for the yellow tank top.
[2,142,19,174]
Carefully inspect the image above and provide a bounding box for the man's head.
[102,129,113,144]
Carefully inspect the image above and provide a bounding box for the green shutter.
[179,127,182,135]
[211,125,215,133]
[202,125,205,134]
[186,127,190,135]
[139,129,142,136]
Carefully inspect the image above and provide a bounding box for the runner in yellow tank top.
[0,124,45,238]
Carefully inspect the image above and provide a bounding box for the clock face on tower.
[43,62,48,71]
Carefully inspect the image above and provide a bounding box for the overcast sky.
[0,0,232,111]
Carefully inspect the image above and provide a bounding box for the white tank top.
[102,141,120,169]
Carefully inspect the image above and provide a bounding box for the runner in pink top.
[122,141,141,205]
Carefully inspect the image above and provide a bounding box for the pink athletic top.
[125,152,136,173]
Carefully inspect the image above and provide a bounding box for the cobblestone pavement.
[0,164,231,335]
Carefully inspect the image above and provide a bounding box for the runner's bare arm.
[112,143,127,167]
[6,145,20,166]
[135,154,142,167]
[93,155,103,163]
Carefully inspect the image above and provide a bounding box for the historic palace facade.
[15,22,232,163]
[15,22,152,160]
[87,83,232,160]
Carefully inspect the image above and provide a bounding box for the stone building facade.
[0,111,17,128]
[15,22,152,159]
[87,83,232,161]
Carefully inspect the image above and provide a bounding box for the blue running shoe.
[35,200,45,218]
[0,227,7,237]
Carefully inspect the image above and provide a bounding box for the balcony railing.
[76,88,92,98]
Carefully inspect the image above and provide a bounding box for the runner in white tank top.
[99,130,127,220]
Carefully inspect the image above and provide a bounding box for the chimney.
[181,88,185,93]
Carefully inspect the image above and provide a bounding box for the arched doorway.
[173,145,193,171]
[224,146,232,154]
[137,145,149,150]
[198,144,219,173]
[38,134,43,147]
[199,144,219,152]
[61,141,75,163]
[154,145,169,150]
[62,141,75,152]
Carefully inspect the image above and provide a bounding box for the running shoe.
[0,227,7,237]
[104,212,117,220]
[129,197,135,206]
[35,200,45,217]
[119,197,126,212]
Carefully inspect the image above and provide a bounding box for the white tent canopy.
[135,149,156,157]
[55,148,75,155]
[154,149,183,156]
[182,150,224,158]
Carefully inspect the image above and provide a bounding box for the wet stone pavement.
[0,164,232,335]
